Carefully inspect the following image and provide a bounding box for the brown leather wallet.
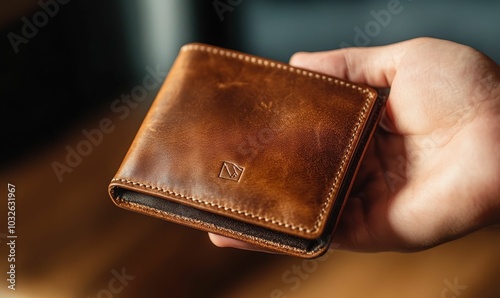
[108,43,385,258]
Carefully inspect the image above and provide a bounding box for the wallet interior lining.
[115,188,327,254]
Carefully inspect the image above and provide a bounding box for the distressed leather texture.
[108,43,385,258]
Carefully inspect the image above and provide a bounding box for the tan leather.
[108,43,385,258]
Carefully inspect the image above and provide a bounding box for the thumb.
[289,41,412,87]
[289,39,423,133]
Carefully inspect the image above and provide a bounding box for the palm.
[340,127,460,251]
[335,40,500,251]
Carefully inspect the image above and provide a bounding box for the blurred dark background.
[1,0,499,168]
[0,1,499,298]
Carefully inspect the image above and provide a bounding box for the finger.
[289,41,413,87]
[378,108,398,133]
[208,233,279,254]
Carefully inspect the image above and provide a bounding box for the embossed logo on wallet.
[219,161,244,182]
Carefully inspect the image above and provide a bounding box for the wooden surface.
[1,99,499,298]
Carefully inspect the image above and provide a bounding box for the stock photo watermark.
[238,125,277,162]
[6,183,17,291]
[7,0,72,54]
[339,0,413,48]
[441,277,467,298]
[213,0,244,21]
[51,65,166,182]
[383,107,474,192]
[237,99,284,162]
[269,249,335,298]
[88,267,135,298]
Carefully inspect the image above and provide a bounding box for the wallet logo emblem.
[219,161,244,182]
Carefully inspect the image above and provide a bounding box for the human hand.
[210,37,500,253]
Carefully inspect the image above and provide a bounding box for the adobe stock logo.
[339,0,412,48]
[441,277,467,298]
[270,249,334,297]
[7,0,72,54]
[88,267,135,298]
[51,65,166,183]
[212,0,244,21]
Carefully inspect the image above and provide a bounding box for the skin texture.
[209,37,500,253]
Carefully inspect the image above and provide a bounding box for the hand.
[210,37,500,252]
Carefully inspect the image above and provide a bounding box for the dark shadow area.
[1,1,133,167]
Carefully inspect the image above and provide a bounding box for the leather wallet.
[108,43,385,258]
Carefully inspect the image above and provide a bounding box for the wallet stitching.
[182,44,373,94]
[112,177,318,230]
[113,44,376,235]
